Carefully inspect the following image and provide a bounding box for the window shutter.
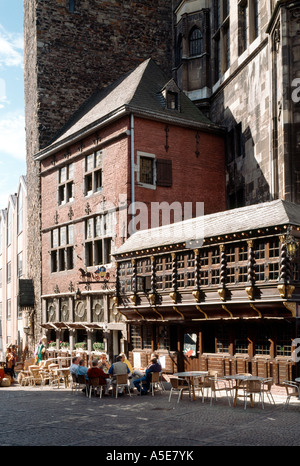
[156,159,172,187]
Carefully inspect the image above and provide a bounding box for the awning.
[116,300,298,322]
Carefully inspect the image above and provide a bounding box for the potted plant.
[60,341,70,350]
[93,342,104,352]
[75,342,87,351]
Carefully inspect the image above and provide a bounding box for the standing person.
[133,357,161,395]
[10,345,17,379]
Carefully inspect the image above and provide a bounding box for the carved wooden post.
[246,240,255,300]
[130,259,137,305]
[218,244,226,301]
[278,235,294,298]
[192,248,201,302]
[149,255,157,305]
[170,252,177,303]
[114,262,120,306]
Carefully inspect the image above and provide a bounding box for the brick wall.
[40,114,225,297]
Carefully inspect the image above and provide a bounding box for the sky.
[0,0,26,210]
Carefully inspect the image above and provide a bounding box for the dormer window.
[167,91,179,110]
[161,80,181,112]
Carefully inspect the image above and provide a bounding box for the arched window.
[189,27,203,56]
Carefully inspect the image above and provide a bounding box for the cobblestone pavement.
[0,382,299,453]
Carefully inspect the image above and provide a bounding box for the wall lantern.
[285,226,299,259]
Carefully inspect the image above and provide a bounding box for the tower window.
[68,0,75,13]
[189,28,203,57]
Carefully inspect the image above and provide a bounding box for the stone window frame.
[213,0,230,81]
[50,224,74,273]
[58,162,74,206]
[238,0,260,56]
[84,150,104,197]
[189,26,203,57]
[84,213,113,267]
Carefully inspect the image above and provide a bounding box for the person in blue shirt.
[75,359,88,380]
[133,357,161,395]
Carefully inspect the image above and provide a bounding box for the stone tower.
[23,0,173,348]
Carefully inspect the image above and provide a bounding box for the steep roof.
[35,58,221,159]
[115,199,300,255]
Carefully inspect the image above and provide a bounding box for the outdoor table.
[224,375,265,407]
[52,367,70,388]
[173,371,208,400]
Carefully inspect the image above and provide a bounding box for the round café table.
[173,371,209,400]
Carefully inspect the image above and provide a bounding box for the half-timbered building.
[114,199,300,383]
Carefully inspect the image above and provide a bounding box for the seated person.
[99,353,111,374]
[108,355,130,395]
[87,359,109,394]
[87,359,109,384]
[75,359,88,380]
[69,356,80,378]
[133,357,161,395]
[119,353,133,374]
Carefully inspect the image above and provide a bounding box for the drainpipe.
[130,113,135,234]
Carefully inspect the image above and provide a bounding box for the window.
[214,0,230,82]
[140,156,154,185]
[7,261,11,284]
[176,34,183,66]
[51,224,74,272]
[7,299,11,320]
[85,212,114,266]
[189,27,203,56]
[58,163,74,205]
[17,186,23,234]
[227,123,244,163]
[137,152,172,188]
[17,252,23,278]
[84,150,103,196]
[68,0,75,12]
[166,91,179,110]
[7,205,11,246]
[238,0,259,55]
